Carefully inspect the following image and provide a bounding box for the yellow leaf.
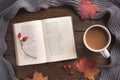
[24,71,48,80]
[84,68,100,80]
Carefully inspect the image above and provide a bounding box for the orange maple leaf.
[84,68,100,80]
[75,57,100,80]
[24,71,48,80]
[78,0,100,19]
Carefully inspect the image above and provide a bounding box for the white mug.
[83,24,111,58]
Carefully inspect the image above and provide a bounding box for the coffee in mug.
[86,27,108,50]
[83,25,111,58]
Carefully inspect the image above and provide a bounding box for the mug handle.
[100,49,110,58]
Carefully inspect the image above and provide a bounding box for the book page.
[42,16,77,62]
[13,20,47,66]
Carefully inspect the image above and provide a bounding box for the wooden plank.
[4,5,110,80]
[7,6,109,33]
[4,55,106,80]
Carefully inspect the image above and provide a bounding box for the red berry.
[69,71,74,75]
[18,33,22,38]
[67,64,72,69]
[22,36,28,42]
[61,64,67,71]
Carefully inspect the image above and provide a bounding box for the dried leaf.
[78,0,100,19]
[84,68,100,80]
[76,57,96,72]
[24,71,48,80]
[75,57,100,80]
[76,57,88,72]
[24,78,32,80]
[87,59,96,69]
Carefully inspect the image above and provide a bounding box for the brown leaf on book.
[24,71,48,80]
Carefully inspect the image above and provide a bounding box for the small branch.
[18,38,37,59]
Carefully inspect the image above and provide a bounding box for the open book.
[13,16,77,66]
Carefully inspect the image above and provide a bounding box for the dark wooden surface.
[4,6,110,80]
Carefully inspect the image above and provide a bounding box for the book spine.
[12,25,20,66]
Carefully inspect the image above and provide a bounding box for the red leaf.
[75,57,100,80]
[78,0,100,19]
[87,59,96,69]
[75,57,96,72]
[76,57,88,72]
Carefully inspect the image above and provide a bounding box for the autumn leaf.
[76,57,88,72]
[78,0,100,19]
[87,59,96,69]
[75,57,100,80]
[76,57,96,72]
[24,71,48,80]
[24,78,32,80]
[84,68,100,80]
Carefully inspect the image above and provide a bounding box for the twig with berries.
[18,32,37,59]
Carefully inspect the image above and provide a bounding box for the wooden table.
[5,6,110,80]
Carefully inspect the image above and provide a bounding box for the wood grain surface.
[4,6,110,80]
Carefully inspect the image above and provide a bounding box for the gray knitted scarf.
[0,0,120,80]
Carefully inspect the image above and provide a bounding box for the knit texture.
[0,0,120,80]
